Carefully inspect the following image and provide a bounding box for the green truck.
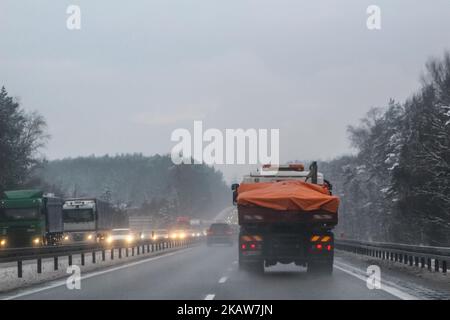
[0,190,64,248]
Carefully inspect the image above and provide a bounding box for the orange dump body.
[237,180,339,214]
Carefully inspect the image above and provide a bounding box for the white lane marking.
[205,294,215,300]
[2,248,193,300]
[218,276,227,284]
[334,262,419,300]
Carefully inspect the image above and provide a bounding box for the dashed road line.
[218,276,228,284]
[205,294,215,300]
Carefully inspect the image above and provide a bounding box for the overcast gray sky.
[1,0,449,182]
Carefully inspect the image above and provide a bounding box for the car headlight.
[127,235,134,242]
[33,238,40,245]
[64,235,69,241]
[87,234,93,240]
[0,239,6,246]
[140,234,145,240]
[106,236,113,243]
[170,234,177,239]
[179,233,186,239]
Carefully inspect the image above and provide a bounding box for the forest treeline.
[37,154,230,220]
[0,86,229,220]
[321,52,450,246]
[2,51,449,243]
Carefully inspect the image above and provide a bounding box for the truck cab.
[62,199,98,243]
[233,163,338,274]
[62,198,115,243]
[0,190,64,248]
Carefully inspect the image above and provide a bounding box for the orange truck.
[231,162,339,274]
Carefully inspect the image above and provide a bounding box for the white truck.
[62,198,119,243]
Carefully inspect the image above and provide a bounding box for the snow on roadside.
[335,250,450,299]
[0,246,188,293]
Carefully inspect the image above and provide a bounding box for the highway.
[4,243,412,300]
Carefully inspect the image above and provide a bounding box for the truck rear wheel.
[307,259,333,275]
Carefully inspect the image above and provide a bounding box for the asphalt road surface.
[5,243,405,300]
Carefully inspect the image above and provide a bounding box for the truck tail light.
[240,235,263,252]
[241,242,259,251]
[310,235,333,253]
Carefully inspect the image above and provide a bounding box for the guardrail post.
[414,257,419,267]
[37,258,42,274]
[443,261,447,274]
[119,248,122,259]
[81,253,85,266]
[420,257,425,268]
[92,251,96,264]
[102,250,106,261]
[111,248,114,260]
[427,258,432,271]
[409,256,413,266]
[18,260,23,278]
[434,259,439,272]
[68,255,73,266]
[126,248,129,257]
[132,247,135,256]
[54,256,58,270]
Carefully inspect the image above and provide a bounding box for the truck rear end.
[233,163,339,274]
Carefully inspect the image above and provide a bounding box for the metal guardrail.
[335,239,449,274]
[0,238,201,278]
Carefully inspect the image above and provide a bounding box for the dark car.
[207,223,234,246]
